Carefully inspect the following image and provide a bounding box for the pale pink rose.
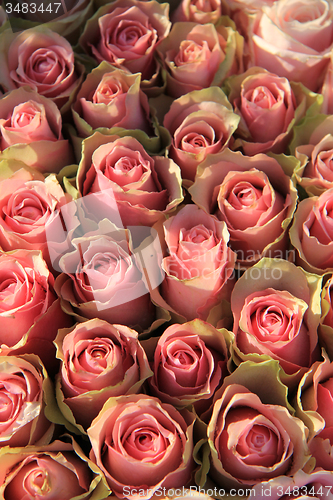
[148,319,228,414]
[0,249,72,371]
[290,188,333,274]
[0,439,109,500]
[0,354,53,447]
[224,67,318,155]
[54,225,155,332]
[0,26,83,110]
[163,87,240,181]
[0,170,72,268]
[291,114,333,196]
[189,149,297,267]
[0,87,74,172]
[172,0,223,24]
[72,62,152,137]
[248,0,333,91]
[77,133,183,227]
[208,383,309,489]
[55,318,153,429]
[230,259,321,384]
[250,470,333,500]
[88,395,195,499]
[157,21,243,97]
[79,0,171,83]
[160,204,236,321]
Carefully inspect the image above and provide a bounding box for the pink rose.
[77,133,183,227]
[163,87,240,181]
[0,87,74,172]
[79,0,171,83]
[148,319,228,415]
[0,354,53,447]
[320,54,333,114]
[290,114,333,196]
[172,0,223,24]
[248,0,333,91]
[0,438,110,500]
[55,318,152,429]
[160,204,236,322]
[207,365,309,489]
[72,62,152,137]
[0,249,71,371]
[189,149,297,267]
[0,169,71,268]
[88,394,195,499]
[290,188,333,274]
[0,26,83,110]
[224,67,319,155]
[54,223,155,332]
[296,353,333,471]
[229,259,321,385]
[157,21,243,97]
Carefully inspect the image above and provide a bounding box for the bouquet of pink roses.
[1,0,333,498]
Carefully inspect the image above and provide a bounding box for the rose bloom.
[88,394,195,499]
[208,382,309,489]
[172,0,223,24]
[0,87,74,172]
[290,188,333,274]
[0,170,71,268]
[229,259,321,385]
[55,224,155,332]
[77,133,183,227]
[79,0,171,83]
[0,439,110,500]
[55,318,152,429]
[0,26,83,110]
[157,21,243,98]
[163,87,240,182]
[224,67,319,155]
[0,354,53,448]
[250,470,333,500]
[296,353,333,471]
[189,149,297,267]
[248,0,333,91]
[0,249,71,371]
[72,62,152,137]
[148,319,229,415]
[160,204,236,322]
[290,114,333,196]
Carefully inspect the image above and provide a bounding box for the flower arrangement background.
[0,0,333,498]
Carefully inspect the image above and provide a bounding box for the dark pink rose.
[79,0,171,83]
[0,87,74,172]
[88,395,195,499]
[55,318,152,429]
[160,204,236,322]
[77,132,183,227]
[148,319,228,415]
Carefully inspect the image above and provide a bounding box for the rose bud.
[172,0,223,24]
[55,318,153,430]
[88,394,195,499]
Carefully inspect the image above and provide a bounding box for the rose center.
[231,183,262,207]
[246,425,271,451]
[25,468,50,496]
[173,350,196,365]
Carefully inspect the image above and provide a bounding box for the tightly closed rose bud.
[163,87,240,182]
[148,319,229,415]
[88,394,195,499]
[0,26,83,110]
[0,87,74,172]
[290,188,333,274]
[189,149,298,267]
[55,318,153,429]
[0,354,53,448]
[77,132,183,227]
[160,204,236,322]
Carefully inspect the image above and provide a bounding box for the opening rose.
[88,394,195,499]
